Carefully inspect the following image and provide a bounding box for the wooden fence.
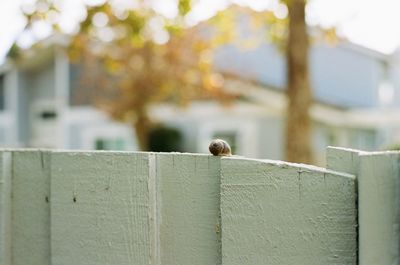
[0,147,398,265]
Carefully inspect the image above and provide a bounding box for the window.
[0,74,4,110]
[149,126,182,152]
[95,137,126,150]
[69,62,114,106]
[69,63,94,106]
[81,124,137,150]
[39,110,57,120]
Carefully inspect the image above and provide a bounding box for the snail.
[209,139,232,156]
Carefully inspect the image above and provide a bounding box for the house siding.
[258,116,285,160]
[389,63,400,106]
[311,44,381,108]
[214,43,286,89]
[25,62,55,101]
[16,72,30,145]
[214,41,386,108]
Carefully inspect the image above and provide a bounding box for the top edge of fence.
[358,150,400,157]
[0,148,52,152]
[326,146,366,154]
[222,156,356,180]
[50,150,216,156]
[0,148,218,157]
[327,146,400,156]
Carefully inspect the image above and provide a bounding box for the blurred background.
[1,0,400,166]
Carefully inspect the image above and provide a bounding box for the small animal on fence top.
[209,139,232,156]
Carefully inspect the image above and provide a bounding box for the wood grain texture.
[358,153,400,265]
[156,154,221,265]
[2,149,385,265]
[50,151,151,265]
[221,157,357,265]
[327,148,400,265]
[12,150,51,265]
[326,146,363,175]
[0,151,12,265]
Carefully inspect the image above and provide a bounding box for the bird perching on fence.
[209,139,232,156]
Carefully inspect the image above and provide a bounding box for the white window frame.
[81,125,136,151]
[29,99,60,148]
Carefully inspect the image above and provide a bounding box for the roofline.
[222,75,400,128]
[338,41,391,62]
[1,34,69,70]
[220,71,350,111]
[309,26,391,61]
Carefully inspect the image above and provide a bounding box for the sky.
[1,0,400,64]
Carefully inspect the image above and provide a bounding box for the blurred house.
[166,39,400,165]
[0,42,137,151]
[1,23,400,165]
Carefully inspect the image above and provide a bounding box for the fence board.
[0,151,12,265]
[326,146,363,175]
[220,157,357,265]
[12,150,51,265]
[327,147,400,265]
[358,153,400,265]
[50,152,151,265]
[156,153,221,265]
[1,149,383,265]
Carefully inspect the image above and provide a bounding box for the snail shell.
[209,139,232,156]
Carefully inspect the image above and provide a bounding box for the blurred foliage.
[11,0,336,156]
[14,0,237,150]
[385,143,400,151]
[208,6,288,51]
[178,0,192,16]
[7,44,21,60]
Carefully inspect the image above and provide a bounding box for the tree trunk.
[285,0,313,163]
[134,112,151,151]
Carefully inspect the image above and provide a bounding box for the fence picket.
[1,147,396,265]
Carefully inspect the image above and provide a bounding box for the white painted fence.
[327,147,400,265]
[0,147,398,265]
